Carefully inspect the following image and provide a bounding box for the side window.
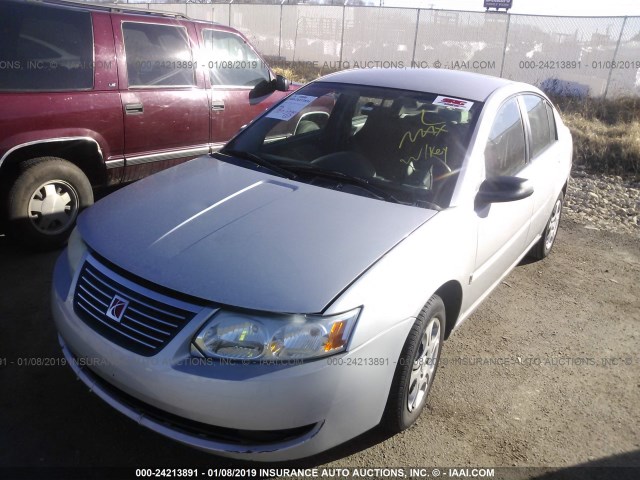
[523,95,553,158]
[123,23,195,87]
[485,98,526,177]
[0,2,93,91]
[203,30,270,87]
[545,101,558,141]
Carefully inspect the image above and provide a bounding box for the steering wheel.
[429,157,452,177]
[405,156,452,187]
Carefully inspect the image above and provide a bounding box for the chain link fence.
[110,2,640,98]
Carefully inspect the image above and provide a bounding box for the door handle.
[211,100,225,111]
[125,102,144,114]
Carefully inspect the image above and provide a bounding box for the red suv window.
[203,29,270,87]
[0,1,93,91]
[123,22,196,88]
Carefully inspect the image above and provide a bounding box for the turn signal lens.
[324,321,347,352]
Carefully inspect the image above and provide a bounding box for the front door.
[471,97,534,301]
[198,27,288,148]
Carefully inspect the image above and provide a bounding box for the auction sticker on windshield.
[266,94,317,120]
[433,95,474,111]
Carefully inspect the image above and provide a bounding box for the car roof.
[316,68,517,102]
[18,0,222,25]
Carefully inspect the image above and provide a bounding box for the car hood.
[78,157,437,313]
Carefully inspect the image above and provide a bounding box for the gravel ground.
[565,167,640,236]
[0,177,638,480]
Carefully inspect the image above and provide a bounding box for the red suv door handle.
[211,100,225,111]
[125,103,144,114]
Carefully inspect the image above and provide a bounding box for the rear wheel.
[530,191,563,260]
[383,295,446,432]
[6,157,93,250]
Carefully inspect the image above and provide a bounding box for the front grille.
[73,257,201,356]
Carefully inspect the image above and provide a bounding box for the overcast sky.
[380,0,640,16]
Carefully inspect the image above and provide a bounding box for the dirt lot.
[0,218,638,478]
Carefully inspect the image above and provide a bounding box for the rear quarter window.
[0,2,93,91]
[546,101,558,141]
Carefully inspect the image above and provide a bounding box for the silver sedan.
[52,68,572,460]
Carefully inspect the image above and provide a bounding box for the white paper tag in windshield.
[433,96,474,111]
[266,95,317,121]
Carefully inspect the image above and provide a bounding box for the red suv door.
[111,14,210,183]
[196,25,291,148]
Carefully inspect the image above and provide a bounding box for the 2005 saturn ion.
[52,68,571,460]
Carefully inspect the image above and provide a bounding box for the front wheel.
[530,191,564,260]
[6,157,93,250]
[383,295,446,433]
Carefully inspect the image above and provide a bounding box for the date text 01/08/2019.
[519,60,640,70]
[133,60,267,70]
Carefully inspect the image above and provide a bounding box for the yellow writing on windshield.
[399,143,448,166]
[398,112,447,149]
[399,146,424,165]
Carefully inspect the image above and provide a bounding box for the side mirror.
[250,79,276,99]
[275,74,290,92]
[476,176,534,204]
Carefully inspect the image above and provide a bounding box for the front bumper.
[51,252,413,461]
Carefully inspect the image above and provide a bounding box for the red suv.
[0,0,294,249]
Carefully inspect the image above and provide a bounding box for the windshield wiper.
[216,149,297,180]
[284,164,404,204]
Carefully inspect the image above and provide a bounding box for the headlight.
[66,227,87,276]
[193,308,361,362]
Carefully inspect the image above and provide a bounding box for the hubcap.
[28,180,79,235]
[544,198,562,251]
[407,316,441,413]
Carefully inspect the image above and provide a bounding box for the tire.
[6,157,93,250]
[383,295,446,433]
[530,191,563,260]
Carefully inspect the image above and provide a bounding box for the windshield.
[222,82,483,208]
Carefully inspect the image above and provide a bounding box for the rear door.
[111,14,210,183]
[0,3,124,185]
[196,26,289,148]
[520,94,561,244]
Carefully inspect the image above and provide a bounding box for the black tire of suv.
[7,157,93,250]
